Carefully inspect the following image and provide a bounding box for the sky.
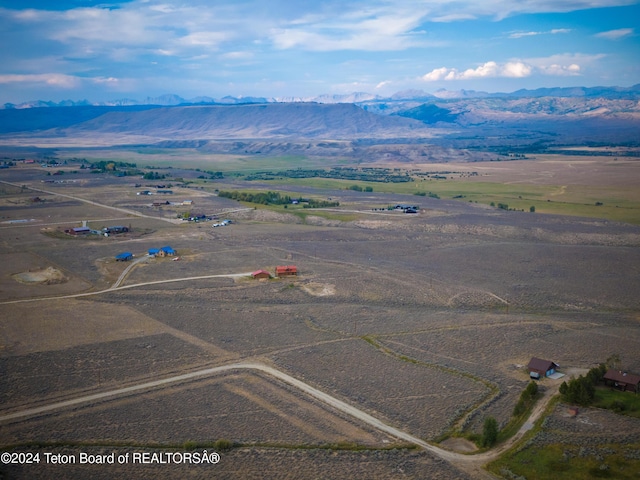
[0,0,639,103]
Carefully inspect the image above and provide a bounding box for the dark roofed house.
[70,226,91,235]
[528,357,559,379]
[603,369,640,393]
[275,265,297,277]
[159,246,176,256]
[148,248,160,256]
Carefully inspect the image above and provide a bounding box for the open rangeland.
[1,159,639,479]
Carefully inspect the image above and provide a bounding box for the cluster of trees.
[219,190,339,208]
[303,198,339,208]
[414,191,440,198]
[245,167,413,183]
[513,381,539,416]
[348,184,373,192]
[85,160,138,173]
[482,417,499,447]
[142,171,166,180]
[559,363,608,406]
[219,190,292,205]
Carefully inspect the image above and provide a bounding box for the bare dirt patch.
[12,266,67,285]
[440,437,479,453]
[300,281,336,297]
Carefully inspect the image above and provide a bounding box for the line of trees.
[513,381,539,416]
[219,190,292,205]
[559,363,607,406]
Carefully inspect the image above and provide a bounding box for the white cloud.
[422,67,450,81]
[220,51,254,60]
[421,0,638,22]
[421,55,594,81]
[538,63,581,76]
[422,61,532,81]
[0,73,81,88]
[595,28,634,40]
[269,7,429,51]
[509,28,571,39]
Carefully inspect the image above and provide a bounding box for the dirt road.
[0,361,561,479]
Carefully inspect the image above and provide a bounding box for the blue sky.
[0,0,638,103]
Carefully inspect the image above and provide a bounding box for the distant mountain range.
[0,85,638,151]
[4,84,640,110]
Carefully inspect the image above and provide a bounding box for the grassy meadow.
[49,147,640,224]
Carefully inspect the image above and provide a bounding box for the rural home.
[276,265,297,277]
[603,369,640,393]
[158,246,176,257]
[528,357,559,379]
[115,252,133,261]
[148,248,160,257]
[68,226,91,235]
[251,269,271,279]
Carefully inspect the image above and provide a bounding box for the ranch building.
[68,226,91,235]
[115,252,133,261]
[251,270,272,279]
[527,357,559,379]
[603,369,640,393]
[275,265,298,277]
[158,246,176,257]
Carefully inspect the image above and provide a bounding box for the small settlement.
[250,266,298,280]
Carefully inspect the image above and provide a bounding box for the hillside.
[0,103,430,143]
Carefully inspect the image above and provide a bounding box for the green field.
[49,148,640,225]
[593,388,640,418]
[236,176,640,224]
[489,442,640,480]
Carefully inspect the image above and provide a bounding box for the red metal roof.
[275,265,297,273]
[251,269,271,277]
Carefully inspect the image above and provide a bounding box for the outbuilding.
[69,226,91,235]
[115,252,133,261]
[251,269,272,279]
[148,248,160,257]
[603,369,640,393]
[527,357,559,379]
[275,265,297,277]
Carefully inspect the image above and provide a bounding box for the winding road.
[0,360,560,479]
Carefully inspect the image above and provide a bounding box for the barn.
[69,227,91,235]
[275,265,297,277]
[603,369,640,393]
[528,357,559,379]
[251,270,272,279]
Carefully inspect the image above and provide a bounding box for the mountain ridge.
[4,84,639,110]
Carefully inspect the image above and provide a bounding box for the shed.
[148,248,160,256]
[603,369,640,393]
[115,252,133,261]
[275,265,297,277]
[527,357,559,379]
[70,227,91,235]
[252,269,272,279]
